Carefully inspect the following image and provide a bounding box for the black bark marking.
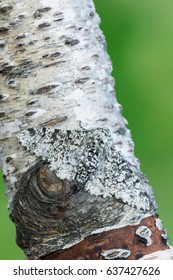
[65,38,79,46]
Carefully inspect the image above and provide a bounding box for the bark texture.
[41,215,169,260]
[0,0,172,259]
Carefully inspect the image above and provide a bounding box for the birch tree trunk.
[0,0,172,260]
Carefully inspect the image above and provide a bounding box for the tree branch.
[0,0,172,259]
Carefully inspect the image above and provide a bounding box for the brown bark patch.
[42,215,169,260]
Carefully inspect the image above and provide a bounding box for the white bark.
[0,0,138,208]
[0,0,172,259]
[141,247,173,260]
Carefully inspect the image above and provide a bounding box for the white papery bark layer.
[0,0,137,209]
[1,0,171,260]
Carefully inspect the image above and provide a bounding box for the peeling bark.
[41,216,169,260]
[0,0,172,259]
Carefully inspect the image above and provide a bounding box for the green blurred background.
[0,0,173,259]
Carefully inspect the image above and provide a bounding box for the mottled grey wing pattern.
[18,127,157,211]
